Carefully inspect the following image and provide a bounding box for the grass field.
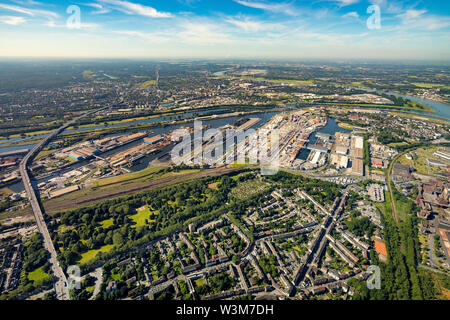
[418,232,428,264]
[94,166,164,187]
[316,102,434,113]
[374,191,391,217]
[129,205,157,227]
[388,142,409,148]
[28,266,51,283]
[234,76,315,85]
[91,168,202,194]
[398,154,414,167]
[389,112,450,124]
[40,167,246,216]
[140,80,157,88]
[99,218,114,229]
[0,187,13,198]
[79,244,115,264]
[85,285,95,293]
[111,273,121,281]
[82,70,95,80]
[407,147,448,175]
[194,278,206,287]
[35,149,56,160]
[411,82,450,89]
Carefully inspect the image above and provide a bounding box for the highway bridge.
[19,107,107,300]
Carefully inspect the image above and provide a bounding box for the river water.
[0,108,229,153]
[3,74,450,191]
[213,70,450,121]
[347,87,450,121]
[7,110,282,193]
[297,118,350,160]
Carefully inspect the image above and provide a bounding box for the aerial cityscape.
[0,0,449,308]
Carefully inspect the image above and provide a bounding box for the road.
[20,107,107,300]
[88,268,103,300]
[419,264,449,276]
[426,233,445,270]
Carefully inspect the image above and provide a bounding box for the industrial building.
[144,135,163,145]
[352,158,364,176]
[48,185,80,199]
[335,145,348,155]
[68,147,100,161]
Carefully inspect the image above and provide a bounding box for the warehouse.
[144,135,163,145]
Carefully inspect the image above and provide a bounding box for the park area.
[79,244,115,264]
[129,205,158,228]
[27,266,52,284]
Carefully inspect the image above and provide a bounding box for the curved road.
[20,108,107,300]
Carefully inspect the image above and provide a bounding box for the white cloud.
[233,0,299,16]
[114,20,232,46]
[85,3,111,14]
[226,19,262,32]
[342,11,359,19]
[114,30,171,43]
[225,17,276,32]
[11,0,41,5]
[44,20,100,30]
[177,21,232,44]
[369,0,403,14]
[0,15,26,25]
[398,9,427,20]
[395,9,450,31]
[0,3,58,18]
[96,0,172,18]
[332,0,359,6]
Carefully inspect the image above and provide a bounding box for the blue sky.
[0,0,449,60]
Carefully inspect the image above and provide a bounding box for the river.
[213,70,450,121]
[296,118,350,161]
[7,110,282,193]
[0,108,229,153]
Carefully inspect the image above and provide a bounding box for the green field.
[99,218,114,229]
[111,273,121,281]
[94,166,164,187]
[28,266,51,283]
[388,142,409,148]
[79,244,115,264]
[316,102,434,113]
[411,82,450,89]
[140,80,157,88]
[85,286,95,293]
[195,278,206,287]
[129,205,157,227]
[82,70,95,80]
[35,149,56,160]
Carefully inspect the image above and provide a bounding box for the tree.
[113,232,124,246]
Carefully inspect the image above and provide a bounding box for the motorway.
[19,108,107,300]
